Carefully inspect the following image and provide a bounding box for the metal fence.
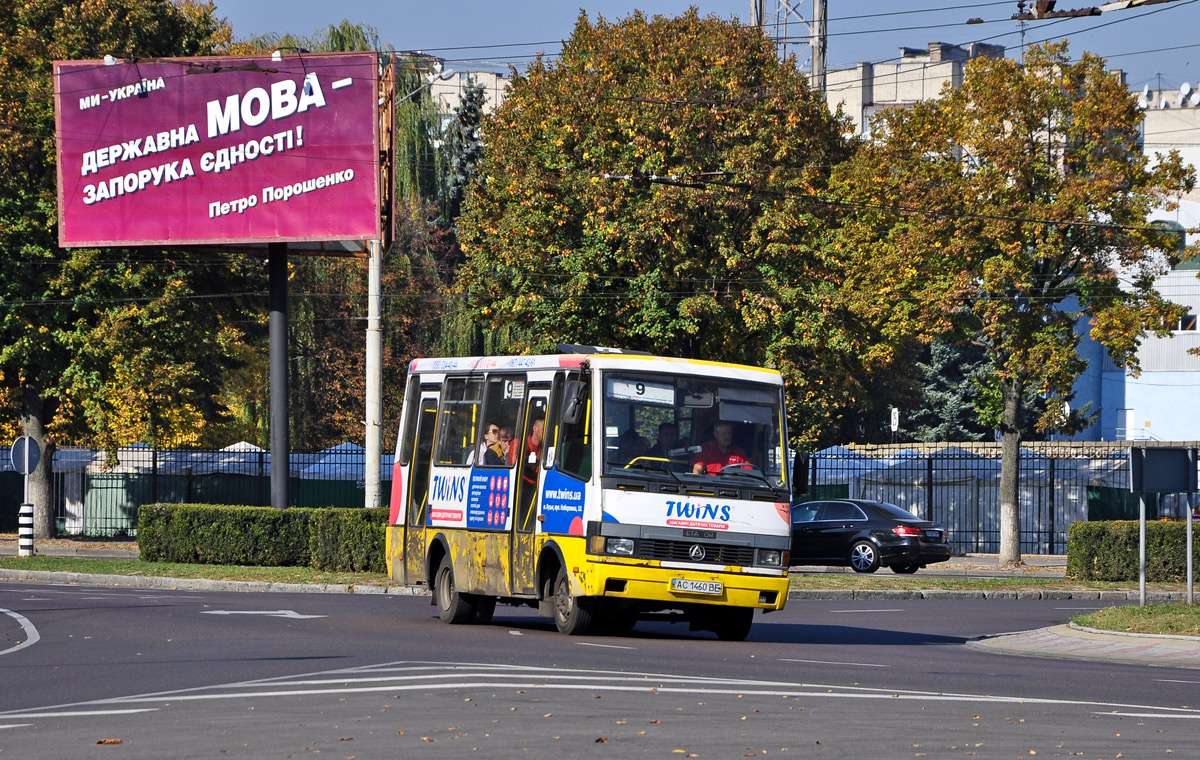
[805,442,1200,554]
[4,440,1197,544]
[0,444,393,536]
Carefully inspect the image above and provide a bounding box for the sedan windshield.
[600,371,787,488]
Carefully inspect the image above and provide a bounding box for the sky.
[209,0,1200,93]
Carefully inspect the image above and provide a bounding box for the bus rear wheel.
[552,566,595,635]
[435,557,476,624]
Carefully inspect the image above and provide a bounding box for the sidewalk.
[0,536,138,560]
[969,624,1200,669]
[2,539,1197,668]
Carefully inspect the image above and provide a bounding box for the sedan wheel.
[890,563,920,574]
[849,541,880,573]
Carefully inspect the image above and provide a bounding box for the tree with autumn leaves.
[454,10,876,443]
[829,42,1194,565]
[0,0,263,536]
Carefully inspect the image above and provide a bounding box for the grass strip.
[1073,603,1200,637]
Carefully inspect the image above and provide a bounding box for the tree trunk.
[997,377,1023,568]
[20,382,58,539]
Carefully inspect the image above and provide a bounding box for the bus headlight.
[605,538,635,556]
[757,549,782,567]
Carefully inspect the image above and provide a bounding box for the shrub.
[1068,520,1200,582]
[139,504,310,567]
[308,507,388,573]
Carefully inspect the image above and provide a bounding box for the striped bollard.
[18,503,33,557]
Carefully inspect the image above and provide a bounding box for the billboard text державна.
[54,52,380,247]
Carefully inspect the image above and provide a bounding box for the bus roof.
[408,353,783,384]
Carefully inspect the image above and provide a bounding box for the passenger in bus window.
[646,422,677,459]
[692,421,749,475]
[647,422,686,471]
[616,428,649,463]
[519,419,546,493]
[526,419,545,464]
[500,427,517,465]
[476,424,500,464]
[484,426,511,466]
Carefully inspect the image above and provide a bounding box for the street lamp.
[396,68,457,106]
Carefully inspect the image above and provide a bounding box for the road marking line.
[201,610,326,619]
[1096,712,1200,719]
[1156,679,1200,684]
[0,609,40,656]
[577,642,637,650]
[830,609,904,613]
[0,709,158,719]
[780,658,887,667]
[0,724,32,730]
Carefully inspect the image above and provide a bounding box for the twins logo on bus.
[665,500,733,531]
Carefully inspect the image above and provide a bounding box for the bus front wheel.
[552,566,595,635]
[435,557,476,624]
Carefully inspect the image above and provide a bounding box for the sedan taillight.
[892,525,921,537]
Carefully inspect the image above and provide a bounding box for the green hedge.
[308,506,387,573]
[1067,520,1200,582]
[138,503,387,572]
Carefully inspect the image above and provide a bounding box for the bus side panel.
[386,525,404,582]
[470,531,511,596]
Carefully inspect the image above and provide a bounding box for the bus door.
[511,391,549,595]
[404,393,439,586]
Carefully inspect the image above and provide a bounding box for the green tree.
[0,0,246,536]
[454,10,864,444]
[441,75,487,224]
[829,42,1195,565]
[901,340,993,442]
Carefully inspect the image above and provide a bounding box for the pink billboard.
[54,52,381,247]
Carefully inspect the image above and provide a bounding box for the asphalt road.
[1,582,1196,758]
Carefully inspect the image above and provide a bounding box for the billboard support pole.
[269,242,289,509]
[365,238,383,510]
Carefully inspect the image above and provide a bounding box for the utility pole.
[751,0,827,92]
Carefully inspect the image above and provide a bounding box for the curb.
[1069,621,1200,642]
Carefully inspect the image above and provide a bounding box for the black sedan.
[790,498,952,574]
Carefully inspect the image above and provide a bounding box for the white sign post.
[10,436,41,558]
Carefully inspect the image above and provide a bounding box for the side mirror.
[791,451,809,501]
[561,379,588,426]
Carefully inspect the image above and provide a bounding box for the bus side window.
[479,374,524,468]
[398,379,421,466]
[556,372,592,481]
[435,377,483,466]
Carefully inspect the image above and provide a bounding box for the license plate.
[924,529,942,540]
[671,578,722,595]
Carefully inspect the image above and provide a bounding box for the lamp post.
[363,63,455,511]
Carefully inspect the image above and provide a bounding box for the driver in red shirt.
[691,421,749,475]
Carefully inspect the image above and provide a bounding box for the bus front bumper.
[585,560,789,611]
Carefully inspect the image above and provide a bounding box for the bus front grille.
[637,539,755,566]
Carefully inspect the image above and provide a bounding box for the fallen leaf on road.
[96,739,122,745]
